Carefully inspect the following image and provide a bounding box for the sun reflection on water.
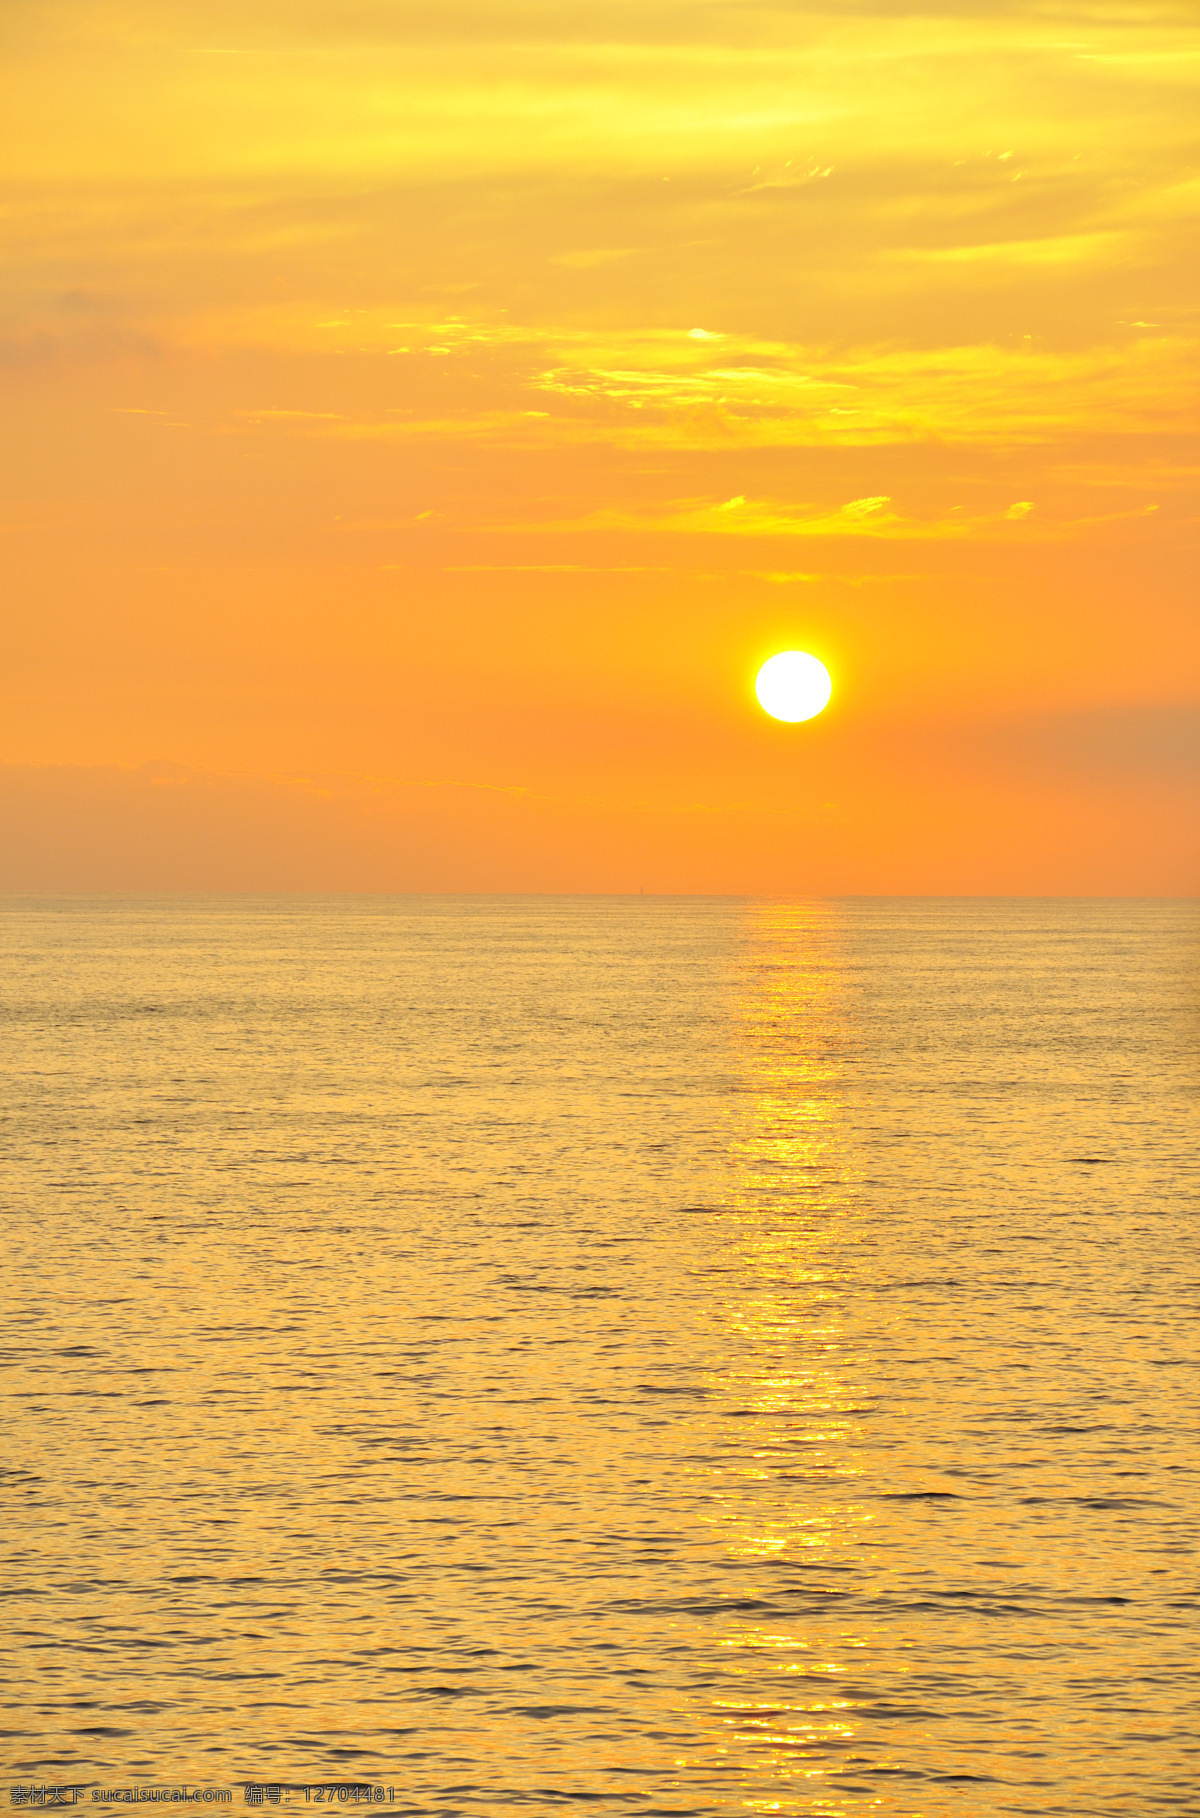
[695,902,882,1811]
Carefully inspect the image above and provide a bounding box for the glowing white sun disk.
[755,651,832,722]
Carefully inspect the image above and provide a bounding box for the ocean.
[3,896,1197,1815]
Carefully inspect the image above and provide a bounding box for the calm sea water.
[3,897,1197,1816]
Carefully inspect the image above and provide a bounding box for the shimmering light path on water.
[3,898,1197,1814]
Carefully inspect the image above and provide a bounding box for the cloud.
[3,0,1197,894]
[970,702,1200,780]
[491,490,1097,541]
[0,762,551,892]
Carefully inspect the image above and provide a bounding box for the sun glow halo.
[755,651,833,723]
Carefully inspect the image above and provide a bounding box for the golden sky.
[3,0,1198,891]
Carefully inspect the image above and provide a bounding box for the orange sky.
[2,0,1197,891]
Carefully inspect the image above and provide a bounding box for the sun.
[755,651,832,723]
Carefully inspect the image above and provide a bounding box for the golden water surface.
[3,897,1197,1814]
